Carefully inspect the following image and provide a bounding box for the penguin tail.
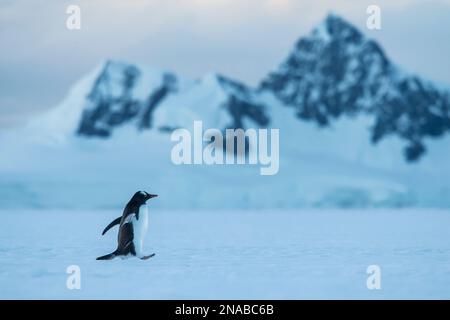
[96,251,117,260]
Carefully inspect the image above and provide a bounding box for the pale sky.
[1,0,450,127]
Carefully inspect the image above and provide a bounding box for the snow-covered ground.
[1,209,449,299]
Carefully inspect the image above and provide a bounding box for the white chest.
[131,204,149,256]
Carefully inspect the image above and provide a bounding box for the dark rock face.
[77,62,179,137]
[216,75,270,129]
[139,73,178,130]
[260,14,450,161]
[77,61,143,137]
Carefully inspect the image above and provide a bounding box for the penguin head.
[132,191,158,205]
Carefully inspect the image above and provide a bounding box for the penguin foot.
[140,253,156,260]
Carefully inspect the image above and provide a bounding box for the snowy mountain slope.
[152,73,269,132]
[75,61,269,138]
[1,14,450,209]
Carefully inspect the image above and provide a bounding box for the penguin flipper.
[101,217,122,235]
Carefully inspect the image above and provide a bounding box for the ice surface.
[0,209,449,299]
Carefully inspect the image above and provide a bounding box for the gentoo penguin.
[97,191,158,260]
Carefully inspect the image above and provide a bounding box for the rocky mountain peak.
[260,14,449,161]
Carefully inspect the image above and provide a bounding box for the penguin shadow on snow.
[97,191,158,261]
